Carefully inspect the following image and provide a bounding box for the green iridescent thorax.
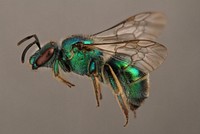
[61,36,93,59]
[61,36,103,75]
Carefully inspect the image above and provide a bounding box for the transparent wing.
[88,40,167,73]
[91,12,166,43]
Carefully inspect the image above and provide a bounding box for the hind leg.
[103,64,129,127]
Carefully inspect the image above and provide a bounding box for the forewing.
[91,40,167,73]
[92,12,166,43]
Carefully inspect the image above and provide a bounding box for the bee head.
[18,35,59,70]
[29,42,58,69]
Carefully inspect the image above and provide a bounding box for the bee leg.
[94,76,103,100]
[103,64,129,127]
[57,75,75,88]
[53,60,75,88]
[89,59,103,107]
[117,94,129,127]
[91,75,102,107]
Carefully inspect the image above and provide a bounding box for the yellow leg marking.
[106,64,129,127]
[92,76,102,107]
[95,76,102,100]
[57,75,75,88]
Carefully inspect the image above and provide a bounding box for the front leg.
[57,75,75,88]
[53,60,75,88]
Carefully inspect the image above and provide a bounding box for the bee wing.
[90,40,167,73]
[91,12,166,43]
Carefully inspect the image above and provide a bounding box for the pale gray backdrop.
[0,0,200,134]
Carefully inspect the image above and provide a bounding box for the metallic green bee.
[18,12,167,126]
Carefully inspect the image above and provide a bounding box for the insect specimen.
[18,12,167,126]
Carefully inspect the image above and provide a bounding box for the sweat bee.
[18,12,167,126]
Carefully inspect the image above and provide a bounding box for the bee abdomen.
[105,58,150,110]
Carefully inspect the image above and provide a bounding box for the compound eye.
[36,48,54,66]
